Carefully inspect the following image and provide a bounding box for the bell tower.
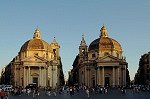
[79,34,88,61]
[50,37,60,60]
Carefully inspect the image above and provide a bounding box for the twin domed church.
[71,26,130,87]
[2,25,130,88]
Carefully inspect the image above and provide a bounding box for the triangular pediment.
[98,54,121,62]
[21,55,47,62]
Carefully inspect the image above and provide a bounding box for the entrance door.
[92,80,95,87]
[105,77,110,87]
[33,77,38,85]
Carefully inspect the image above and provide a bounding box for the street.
[9,89,150,99]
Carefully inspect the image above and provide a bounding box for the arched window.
[53,49,56,55]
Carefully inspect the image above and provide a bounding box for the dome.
[89,37,122,51]
[20,39,49,52]
[88,26,122,52]
[88,38,100,50]
[20,29,49,52]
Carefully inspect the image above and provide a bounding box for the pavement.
[8,89,150,99]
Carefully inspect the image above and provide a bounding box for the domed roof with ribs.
[20,28,49,52]
[88,26,122,52]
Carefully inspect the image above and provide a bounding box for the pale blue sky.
[0,0,150,80]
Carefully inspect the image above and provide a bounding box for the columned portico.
[22,65,48,87]
[90,64,127,87]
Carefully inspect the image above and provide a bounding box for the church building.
[71,26,130,87]
[3,28,64,88]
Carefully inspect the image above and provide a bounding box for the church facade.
[71,26,130,87]
[3,29,64,88]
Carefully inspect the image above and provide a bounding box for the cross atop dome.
[100,25,108,38]
[33,28,41,39]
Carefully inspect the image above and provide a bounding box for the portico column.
[26,67,28,85]
[23,66,26,88]
[102,66,104,87]
[113,67,115,87]
[46,67,48,87]
[124,65,126,86]
[14,65,16,87]
[99,67,101,85]
[89,69,91,87]
[45,67,47,87]
[28,67,30,84]
[117,67,120,86]
[39,67,41,86]
[41,67,43,86]
[97,67,99,86]
[122,68,124,86]
[86,69,89,87]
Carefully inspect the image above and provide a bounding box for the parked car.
[0,85,13,92]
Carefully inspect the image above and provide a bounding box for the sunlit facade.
[2,29,64,88]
